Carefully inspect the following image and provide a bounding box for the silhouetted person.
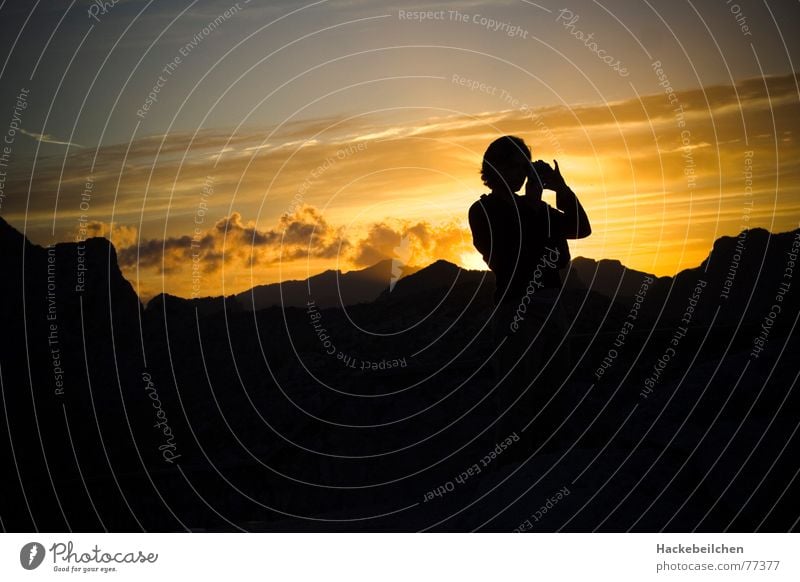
[469,136,591,439]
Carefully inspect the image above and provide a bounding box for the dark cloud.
[117,204,348,275]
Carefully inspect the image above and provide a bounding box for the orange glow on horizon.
[4,73,798,300]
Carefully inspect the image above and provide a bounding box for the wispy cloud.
[19,129,84,148]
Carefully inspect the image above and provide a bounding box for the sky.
[0,0,798,299]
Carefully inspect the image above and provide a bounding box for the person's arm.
[548,160,591,239]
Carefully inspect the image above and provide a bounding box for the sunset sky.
[0,0,798,299]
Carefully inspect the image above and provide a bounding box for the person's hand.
[525,161,545,200]
[527,159,568,196]
[546,160,567,191]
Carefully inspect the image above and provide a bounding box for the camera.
[531,160,553,180]
[527,160,554,193]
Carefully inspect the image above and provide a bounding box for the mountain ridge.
[1,216,796,312]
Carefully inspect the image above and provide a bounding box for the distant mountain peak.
[234,256,423,311]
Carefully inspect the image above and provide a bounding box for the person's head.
[481,135,531,193]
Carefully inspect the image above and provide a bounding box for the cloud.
[117,204,348,276]
[352,219,472,268]
[19,129,84,148]
[73,220,138,249]
[214,204,348,263]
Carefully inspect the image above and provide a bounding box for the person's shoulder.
[468,193,493,214]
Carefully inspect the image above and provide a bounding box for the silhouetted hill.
[0,216,147,531]
[376,259,490,302]
[234,259,421,311]
[147,292,244,316]
[558,228,799,329]
[566,257,662,298]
